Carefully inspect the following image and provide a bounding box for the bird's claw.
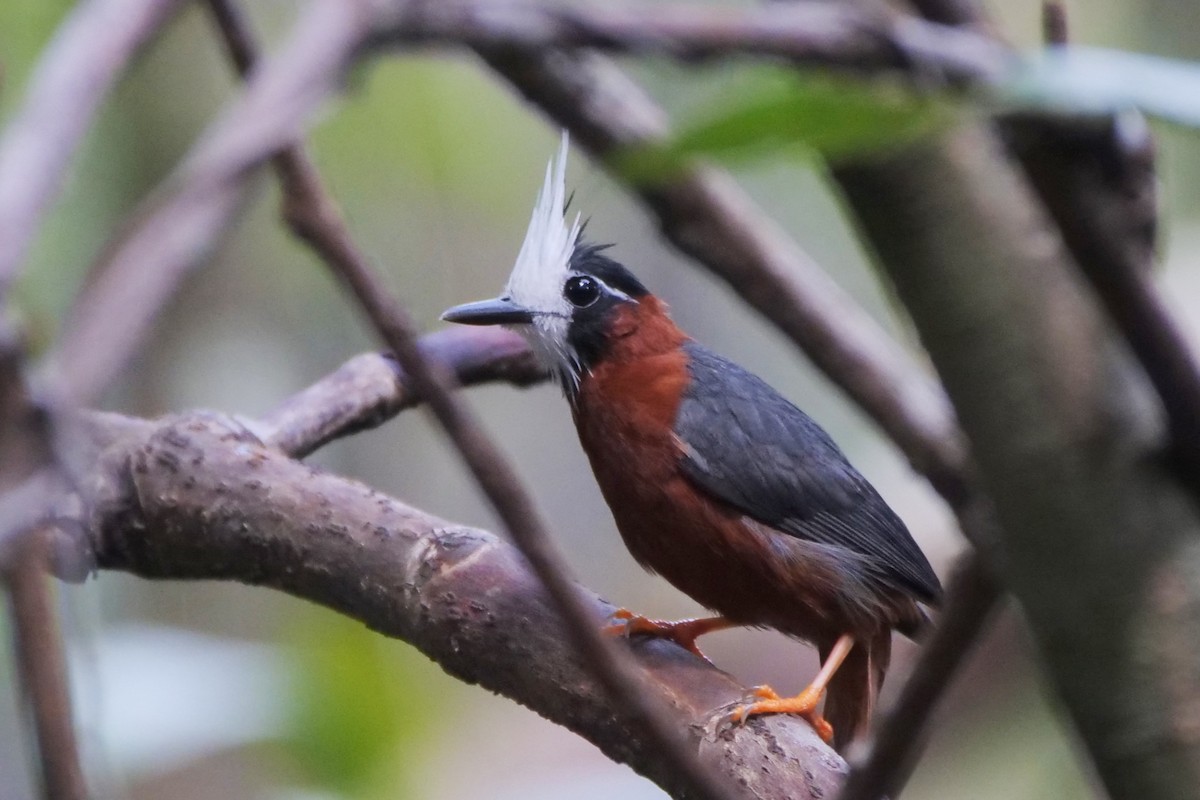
[600,608,647,643]
[727,684,834,744]
[600,607,637,634]
[751,684,782,701]
[600,608,716,664]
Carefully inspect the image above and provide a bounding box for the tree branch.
[1004,113,1200,492]
[370,1,1010,86]
[835,124,1200,800]
[5,529,87,800]
[258,327,544,458]
[71,409,842,800]
[0,239,85,800]
[905,0,988,30]
[1042,1,1069,45]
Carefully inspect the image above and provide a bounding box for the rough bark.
[63,409,845,800]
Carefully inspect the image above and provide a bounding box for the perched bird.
[442,136,940,750]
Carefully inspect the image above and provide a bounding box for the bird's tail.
[822,630,892,752]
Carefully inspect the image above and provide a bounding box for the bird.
[441,135,941,751]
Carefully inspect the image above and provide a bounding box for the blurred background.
[2,1,1199,798]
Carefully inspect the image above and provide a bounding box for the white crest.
[503,132,584,387]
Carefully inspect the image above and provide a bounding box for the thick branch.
[1004,115,1200,492]
[372,1,1009,86]
[78,410,842,800]
[836,126,1200,800]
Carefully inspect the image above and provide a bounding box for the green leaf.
[616,69,953,182]
[1005,46,1200,129]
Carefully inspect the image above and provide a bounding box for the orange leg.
[603,608,736,662]
[730,633,856,744]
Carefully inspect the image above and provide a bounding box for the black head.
[562,242,649,373]
[443,240,651,393]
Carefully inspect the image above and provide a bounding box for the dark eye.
[564,275,601,308]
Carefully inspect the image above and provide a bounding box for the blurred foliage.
[283,606,450,800]
[908,675,1096,800]
[616,68,954,182]
[0,1,74,104]
[622,45,1200,187]
[315,56,545,213]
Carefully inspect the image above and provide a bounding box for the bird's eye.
[564,275,601,308]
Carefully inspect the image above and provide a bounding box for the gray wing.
[675,342,941,602]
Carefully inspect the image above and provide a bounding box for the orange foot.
[602,609,734,663]
[730,684,834,744]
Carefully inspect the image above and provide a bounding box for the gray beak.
[441,297,534,326]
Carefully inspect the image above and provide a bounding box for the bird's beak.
[441,297,534,326]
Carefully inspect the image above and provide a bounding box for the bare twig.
[5,529,87,800]
[837,554,1001,800]
[905,0,987,29]
[370,1,1010,87]
[259,328,544,458]
[0,0,185,301]
[205,3,735,798]
[1042,1,1069,45]
[0,291,85,800]
[0,315,41,488]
